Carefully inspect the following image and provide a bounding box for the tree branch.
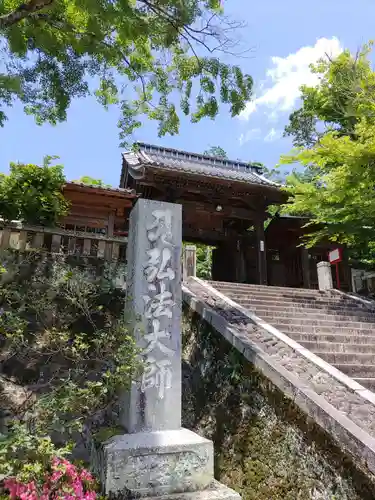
[0,0,54,30]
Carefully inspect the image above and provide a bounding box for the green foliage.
[0,251,140,473]
[280,42,375,260]
[281,120,375,249]
[262,165,287,184]
[183,242,213,279]
[0,422,71,484]
[0,157,69,225]
[203,146,228,158]
[0,0,253,145]
[73,176,111,188]
[284,42,375,148]
[196,244,213,279]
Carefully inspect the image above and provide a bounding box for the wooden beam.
[255,219,267,285]
[83,238,91,255]
[181,200,255,220]
[18,230,27,251]
[67,237,76,254]
[97,240,106,258]
[51,234,62,253]
[65,194,133,210]
[301,247,311,289]
[64,182,136,200]
[182,227,228,244]
[107,212,115,237]
[0,228,11,249]
[31,232,44,249]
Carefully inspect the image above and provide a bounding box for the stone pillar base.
[148,480,241,499]
[92,428,222,498]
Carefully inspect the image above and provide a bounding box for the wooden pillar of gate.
[255,218,267,285]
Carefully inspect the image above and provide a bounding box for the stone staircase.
[208,281,375,392]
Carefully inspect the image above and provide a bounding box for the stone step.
[212,285,359,303]
[234,298,373,315]
[223,291,366,307]
[298,341,375,353]
[251,308,375,324]
[274,315,375,330]
[274,324,375,336]
[316,351,375,365]
[211,282,375,311]
[209,281,330,296]
[334,364,375,378]
[353,378,375,391]
[222,294,364,310]
[218,288,342,301]
[272,316,375,335]
[290,332,375,344]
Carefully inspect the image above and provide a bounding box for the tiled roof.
[122,143,279,188]
[66,181,136,196]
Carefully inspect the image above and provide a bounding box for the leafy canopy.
[0,157,69,225]
[0,0,253,145]
[73,176,111,188]
[203,145,228,158]
[280,43,375,260]
[196,243,213,279]
[284,43,375,148]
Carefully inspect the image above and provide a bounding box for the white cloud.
[239,37,343,121]
[239,128,261,145]
[267,110,279,123]
[264,128,282,142]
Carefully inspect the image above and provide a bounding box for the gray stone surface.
[317,261,333,290]
[181,314,375,498]
[122,199,182,433]
[146,481,241,499]
[96,428,214,496]
[182,278,375,477]
[93,202,242,499]
[182,245,196,281]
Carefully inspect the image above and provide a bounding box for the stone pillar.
[183,245,197,281]
[92,199,241,500]
[317,261,333,290]
[122,199,182,433]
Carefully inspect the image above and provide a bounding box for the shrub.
[0,250,141,495]
[3,456,97,499]
[0,157,69,225]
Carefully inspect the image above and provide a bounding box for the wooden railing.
[0,220,128,262]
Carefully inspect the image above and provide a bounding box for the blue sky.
[1,0,374,185]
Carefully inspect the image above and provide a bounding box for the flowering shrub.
[0,252,141,499]
[3,458,97,499]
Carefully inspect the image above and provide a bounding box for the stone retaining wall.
[182,278,375,499]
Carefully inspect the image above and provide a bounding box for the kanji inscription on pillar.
[121,199,182,433]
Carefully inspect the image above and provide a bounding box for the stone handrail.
[183,276,375,481]
[0,220,128,262]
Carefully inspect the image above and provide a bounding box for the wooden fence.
[0,220,128,262]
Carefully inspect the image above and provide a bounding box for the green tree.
[196,243,213,279]
[203,146,228,158]
[0,156,69,225]
[284,43,375,148]
[280,43,375,261]
[0,0,253,145]
[73,176,111,188]
[281,121,375,250]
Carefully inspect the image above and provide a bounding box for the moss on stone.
[182,306,375,499]
[93,426,124,443]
